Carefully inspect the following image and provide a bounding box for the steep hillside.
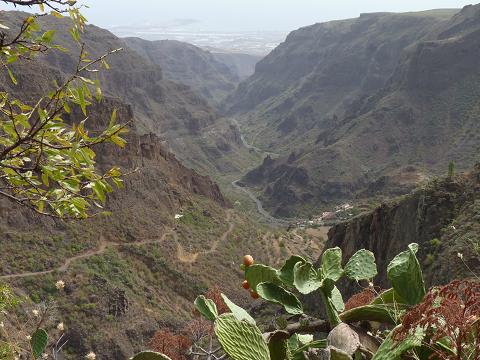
[123,38,240,107]
[0,96,260,359]
[212,51,262,80]
[229,7,480,216]
[1,12,254,181]
[321,164,480,299]
[0,13,270,359]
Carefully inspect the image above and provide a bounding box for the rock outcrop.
[324,165,480,298]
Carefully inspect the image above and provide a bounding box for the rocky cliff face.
[230,7,480,216]
[123,38,241,107]
[323,165,480,299]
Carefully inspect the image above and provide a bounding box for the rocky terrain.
[318,164,480,302]
[228,6,480,216]
[123,38,241,107]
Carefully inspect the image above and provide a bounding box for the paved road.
[230,118,278,157]
[230,118,295,226]
[232,180,289,226]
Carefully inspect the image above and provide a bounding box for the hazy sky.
[0,0,474,31]
[79,0,473,31]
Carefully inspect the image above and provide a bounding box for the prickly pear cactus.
[257,282,303,315]
[130,351,173,360]
[267,331,290,360]
[278,255,307,286]
[387,243,425,305]
[221,293,256,324]
[194,295,218,321]
[321,247,343,282]
[245,264,281,291]
[339,304,406,325]
[215,314,270,360]
[31,329,48,360]
[293,262,322,295]
[344,249,377,281]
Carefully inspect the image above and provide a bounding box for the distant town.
[291,203,357,230]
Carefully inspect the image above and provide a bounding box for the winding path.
[174,209,235,263]
[0,210,236,279]
[231,118,279,157]
[231,180,289,226]
[229,118,295,227]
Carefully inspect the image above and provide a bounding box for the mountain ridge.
[228,5,480,216]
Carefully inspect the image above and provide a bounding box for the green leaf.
[340,304,408,325]
[92,181,106,202]
[63,101,71,114]
[331,286,344,313]
[130,352,173,360]
[110,135,127,148]
[320,279,342,326]
[267,331,290,360]
[70,27,80,42]
[215,314,270,360]
[321,247,343,281]
[387,243,425,305]
[7,68,17,85]
[371,288,407,305]
[30,329,48,359]
[95,78,102,101]
[77,87,87,115]
[293,261,322,294]
[41,30,56,43]
[295,339,327,353]
[221,293,255,324]
[289,334,327,360]
[372,325,424,360]
[344,249,377,281]
[109,109,117,128]
[245,264,281,292]
[194,295,218,321]
[51,11,64,18]
[257,282,303,315]
[278,255,306,286]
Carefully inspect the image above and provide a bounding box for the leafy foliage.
[343,249,377,281]
[147,331,191,360]
[0,284,18,311]
[0,0,127,218]
[394,279,480,359]
[221,293,256,324]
